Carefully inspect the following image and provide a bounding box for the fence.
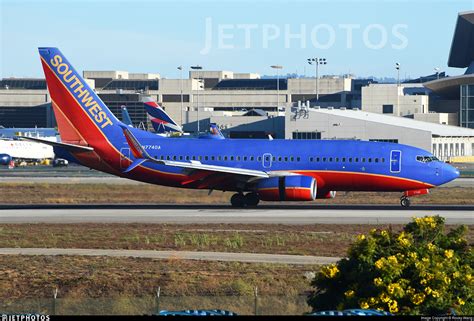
[0,294,312,315]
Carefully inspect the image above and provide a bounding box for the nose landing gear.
[400,196,411,208]
[230,192,260,207]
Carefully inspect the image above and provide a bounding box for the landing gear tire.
[231,193,245,207]
[244,193,260,207]
[400,197,411,208]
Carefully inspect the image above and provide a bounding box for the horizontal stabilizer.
[17,136,94,153]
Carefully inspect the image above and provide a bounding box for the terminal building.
[1,11,474,162]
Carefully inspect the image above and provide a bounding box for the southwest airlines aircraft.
[24,48,460,207]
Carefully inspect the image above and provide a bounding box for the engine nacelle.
[0,154,12,166]
[256,175,317,201]
[317,191,337,199]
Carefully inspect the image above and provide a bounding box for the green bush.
[307,216,473,315]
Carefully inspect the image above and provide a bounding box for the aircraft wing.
[17,136,94,153]
[120,125,269,178]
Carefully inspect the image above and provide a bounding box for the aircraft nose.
[442,163,460,184]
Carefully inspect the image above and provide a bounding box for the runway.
[0,248,339,265]
[0,204,472,224]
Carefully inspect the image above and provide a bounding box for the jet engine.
[256,175,317,201]
[0,154,12,166]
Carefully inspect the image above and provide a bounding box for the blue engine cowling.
[0,154,12,166]
[256,175,317,201]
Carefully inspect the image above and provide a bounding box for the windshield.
[416,155,440,163]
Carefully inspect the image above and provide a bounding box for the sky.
[0,0,473,80]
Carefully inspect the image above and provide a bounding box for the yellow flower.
[465,274,472,282]
[397,232,410,247]
[344,290,355,298]
[374,277,383,287]
[427,243,436,251]
[457,297,465,306]
[381,230,389,238]
[424,287,432,295]
[360,301,369,309]
[406,287,415,296]
[432,290,440,298]
[412,293,426,305]
[453,271,460,279]
[321,264,340,278]
[357,234,366,241]
[370,228,377,234]
[408,252,418,260]
[380,292,390,303]
[444,276,451,285]
[387,255,398,265]
[444,249,454,259]
[420,279,428,285]
[369,297,377,305]
[375,259,384,270]
[388,300,398,313]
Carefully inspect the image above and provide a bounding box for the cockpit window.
[416,155,440,163]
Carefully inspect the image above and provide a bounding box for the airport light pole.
[271,65,283,111]
[307,58,327,102]
[190,65,203,133]
[396,62,400,116]
[434,67,440,80]
[177,66,183,127]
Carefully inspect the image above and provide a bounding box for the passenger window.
[290,157,294,161]
[236,156,240,161]
[243,156,247,161]
[381,158,385,163]
[296,157,300,162]
[329,157,333,162]
[186,156,190,160]
[316,157,320,162]
[251,156,254,161]
[342,157,346,162]
[349,158,352,162]
[354,157,358,162]
[160,155,164,160]
[335,157,339,162]
[173,156,177,160]
[199,156,202,161]
[310,157,313,162]
[258,157,262,161]
[375,158,379,163]
[218,156,222,161]
[368,158,372,163]
[167,156,170,160]
[278,156,282,161]
[224,156,228,161]
[179,156,183,160]
[284,157,288,162]
[362,158,366,162]
[211,156,215,161]
[322,157,326,162]
[230,156,234,161]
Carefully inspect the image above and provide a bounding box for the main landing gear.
[400,196,411,208]
[230,192,260,208]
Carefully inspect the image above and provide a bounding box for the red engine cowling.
[256,176,317,201]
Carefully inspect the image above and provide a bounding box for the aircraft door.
[390,150,401,173]
[262,153,272,169]
[120,147,130,169]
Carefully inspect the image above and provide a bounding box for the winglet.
[120,125,151,159]
[123,158,147,173]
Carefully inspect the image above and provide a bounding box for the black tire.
[244,193,260,207]
[230,193,245,207]
[400,197,411,207]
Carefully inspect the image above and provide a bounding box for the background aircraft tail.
[143,97,183,133]
[121,105,133,127]
[38,47,122,146]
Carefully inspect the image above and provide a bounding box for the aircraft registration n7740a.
[24,47,460,207]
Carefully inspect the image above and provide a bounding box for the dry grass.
[0,255,318,301]
[0,183,472,205]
